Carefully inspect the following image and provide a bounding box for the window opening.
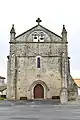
[37,57,40,68]
[39,32,44,42]
[33,32,38,42]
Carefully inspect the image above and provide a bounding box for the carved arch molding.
[28,80,49,91]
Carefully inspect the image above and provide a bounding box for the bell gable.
[14,24,62,43]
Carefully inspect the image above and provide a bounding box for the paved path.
[0,100,80,120]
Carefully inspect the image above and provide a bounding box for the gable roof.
[15,24,62,39]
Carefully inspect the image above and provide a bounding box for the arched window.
[39,32,44,42]
[33,32,38,42]
[37,57,40,68]
[32,31,45,42]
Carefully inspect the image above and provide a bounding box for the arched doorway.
[34,84,44,99]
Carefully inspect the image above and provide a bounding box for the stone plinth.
[60,88,68,104]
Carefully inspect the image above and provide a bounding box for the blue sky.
[0,0,80,79]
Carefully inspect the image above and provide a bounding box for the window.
[33,32,38,42]
[37,57,40,68]
[39,32,44,42]
[33,31,45,42]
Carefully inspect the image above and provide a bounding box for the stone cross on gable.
[36,18,42,25]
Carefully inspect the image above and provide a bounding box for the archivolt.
[28,80,49,91]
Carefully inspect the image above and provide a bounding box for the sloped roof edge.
[74,79,80,87]
[74,79,80,80]
[0,76,5,79]
[15,24,62,39]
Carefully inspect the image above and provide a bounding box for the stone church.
[7,18,77,103]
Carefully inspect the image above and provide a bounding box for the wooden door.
[34,84,44,99]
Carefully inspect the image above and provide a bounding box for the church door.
[34,84,44,99]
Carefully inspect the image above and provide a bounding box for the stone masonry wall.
[7,25,63,100]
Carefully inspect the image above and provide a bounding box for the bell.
[34,36,37,39]
[40,37,44,40]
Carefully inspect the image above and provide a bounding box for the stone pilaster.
[7,56,11,99]
[14,56,17,99]
[7,24,17,100]
[60,52,68,103]
[60,25,68,104]
[7,55,17,100]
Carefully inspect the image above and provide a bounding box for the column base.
[60,88,68,104]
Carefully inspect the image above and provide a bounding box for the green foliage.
[0,97,5,100]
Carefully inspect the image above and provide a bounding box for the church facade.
[7,18,77,103]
